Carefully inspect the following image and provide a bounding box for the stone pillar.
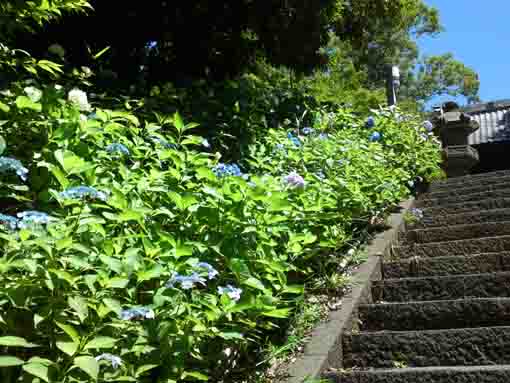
[434,101,480,178]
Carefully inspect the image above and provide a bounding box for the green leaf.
[242,277,266,292]
[68,296,88,322]
[74,356,99,380]
[0,336,38,348]
[103,298,122,316]
[135,364,159,377]
[173,112,184,133]
[56,340,78,356]
[23,363,50,382]
[0,136,6,156]
[15,96,42,112]
[0,102,10,113]
[84,336,117,350]
[93,46,111,60]
[261,308,292,318]
[0,356,24,366]
[55,322,80,343]
[181,371,209,381]
[106,277,130,289]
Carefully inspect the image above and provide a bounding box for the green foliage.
[0,0,91,38]
[0,82,441,381]
[404,53,481,104]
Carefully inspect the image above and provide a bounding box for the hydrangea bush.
[0,83,442,382]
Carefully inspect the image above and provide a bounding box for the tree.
[402,53,480,104]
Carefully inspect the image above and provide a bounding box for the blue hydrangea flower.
[166,272,207,290]
[0,214,19,230]
[95,353,122,369]
[120,307,155,321]
[17,211,55,229]
[0,157,29,181]
[365,116,375,129]
[202,139,211,148]
[369,132,381,142]
[59,186,109,202]
[218,285,243,302]
[302,127,314,135]
[146,41,158,50]
[287,132,294,139]
[284,172,306,188]
[196,262,219,280]
[106,143,130,156]
[150,136,177,149]
[410,208,424,220]
[213,163,243,178]
[275,143,285,151]
[318,133,329,140]
[423,120,434,132]
[290,137,301,147]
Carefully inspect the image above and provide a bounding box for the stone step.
[359,298,510,332]
[343,326,510,369]
[392,235,510,259]
[372,272,510,303]
[325,365,510,383]
[430,170,510,189]
[383,252,510,279]
[402,221,510,244]
[422,181,510,201]
[420,198,510,217]
[430,175,510,193]
[416,189,510,208]
[409,208,510,229]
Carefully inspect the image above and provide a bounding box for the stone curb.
[283,198,415,383]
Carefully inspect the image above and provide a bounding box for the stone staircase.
[326,169,510,382]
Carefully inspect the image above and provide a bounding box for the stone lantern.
[433,101,480,178]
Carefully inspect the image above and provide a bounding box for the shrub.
[0,82,441,382]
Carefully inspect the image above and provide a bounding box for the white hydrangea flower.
[48,44,65,58]
[24,86,42,103]
[68,88,91,111]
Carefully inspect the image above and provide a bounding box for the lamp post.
[386,65,400,106]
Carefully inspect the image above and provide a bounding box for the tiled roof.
[462,100,510,145]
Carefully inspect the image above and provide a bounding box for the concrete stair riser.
[430,175,510,192]
[402,222,510,245]
[408,209,510,229]
[416,189,510,208]
[359,298,510,332]
[325,365,510,383]
[383,253,510,279]
[343,326,510,369]
[420,198,510,217]
[423,181,510,200]
[371,272,510,302]
[430,170,510,188]
[392,235,510,259]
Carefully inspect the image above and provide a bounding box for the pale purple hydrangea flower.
[0,214,19,230]
[106,143,130,156]
[0,157,29,181]
[17,211,55,228]
[120,307,155,321]
[166,272,206,289]
[196,262,219,280]
[410,208,424,220]
[218,285,243,302]
[284,171,305,188]
[423,120,434,132]
[95,353,122,369]
[59,186,108,202]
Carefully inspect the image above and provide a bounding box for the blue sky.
[418,0,510,105]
